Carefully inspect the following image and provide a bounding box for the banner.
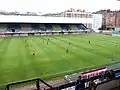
[20,34,28,36]
[34,33,40,36]
[82,67,107,79]
[12,34,19,36]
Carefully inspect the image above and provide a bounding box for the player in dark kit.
[66,48,69,53]
[46,38,49,44]
[48,38,50,41]
[33,52,35,56]
[89,41,91,44]
[47,41,48,44]
[69,42,71,46]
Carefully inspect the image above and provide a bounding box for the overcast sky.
[0,0,120,13]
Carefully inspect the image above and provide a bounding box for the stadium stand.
[45,24,53,30]
[0,24,7,32]
[60,24,71,31]
[7,24,21,32]
[31,24,40,30]
[20,24,32,31]
[39,24,46,31]
[3,62,120,90]
[76,24,87,30]
[95,77,120,90]
[107,61,120,71]
[52,24,62,31]
[115,72,120,77]
[4,70,120,90]
[0,23,88,33]
[61,70,120,90]
[69,25,79,30]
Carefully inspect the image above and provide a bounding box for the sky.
[0,0,120,13]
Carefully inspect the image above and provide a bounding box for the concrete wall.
[96,78,120,90]
[92,14,102,30]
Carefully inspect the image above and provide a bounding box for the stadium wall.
[101,30,112,35]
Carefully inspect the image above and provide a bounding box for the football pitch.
[0,34,120,85]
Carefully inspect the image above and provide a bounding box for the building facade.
[95,10,120,28]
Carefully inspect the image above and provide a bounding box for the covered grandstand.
[0,9,102,33]
[0,23,88,32]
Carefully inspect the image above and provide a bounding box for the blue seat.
[76,24,87,30]
[115,72,120,77]
[7,24,21,30]
[31,24,40,30]
[60,24,71,30]
[45,24,53,30]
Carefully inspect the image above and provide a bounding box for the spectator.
[105,70,115,81]
[76,76,81,85]
[36,80,40,90]
[75,76,85,90]
[98,71,106,82]
[99,73,105,82]
[109,70,115,79]
[88,77,96,90]
[105,70,111,80]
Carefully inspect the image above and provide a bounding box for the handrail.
[5,78,53,90]
[39,78,53,89]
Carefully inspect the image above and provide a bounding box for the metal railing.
[5,78,53,90]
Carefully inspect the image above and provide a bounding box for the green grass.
[0,34,120,85]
